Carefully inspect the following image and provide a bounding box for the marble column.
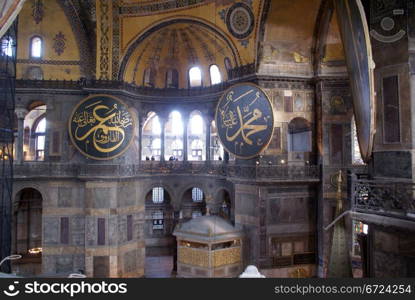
[15,107,27,164]
[160,116,166,161]
[138,117,143,163]
[205,118,212,162]
[183,115,189,162]
[44,103,54,162]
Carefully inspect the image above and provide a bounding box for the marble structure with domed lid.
[173,216,243,278]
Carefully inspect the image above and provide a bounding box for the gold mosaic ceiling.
[123,22,238,89]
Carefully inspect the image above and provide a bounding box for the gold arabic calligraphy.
[72,101,132,153]
[219,88,270,151]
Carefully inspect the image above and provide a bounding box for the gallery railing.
[14,161,320,181]
[226,164,320,180]
[351,174,415,220]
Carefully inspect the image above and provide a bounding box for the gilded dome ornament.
[226,2,255,39]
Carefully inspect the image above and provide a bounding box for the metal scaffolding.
[0,21,17,273]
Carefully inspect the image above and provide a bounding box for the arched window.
[151,138,161,158]
[152,211,164,230]
[209,65,222,85]
[30,36,42,58]
[192,187,203,202]
[181,187,206,221]
[34,117,46,161]
[352,117,364,165]
[152,115,161,135]
[152,187,164,204]
[165,111,183,160]
[190,139,203,160]
[166,69,179,88]
[189,66,202,87]
[188,111,205,160]
[23,105,46,161]
[1,37,13,57]
[142,112,161,161]
[172,139,183,158]
[143,67,155,87]
[288,118,311,152]
[171,111,183,136]
[190,114,203,135]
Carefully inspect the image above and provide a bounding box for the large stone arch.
[56,0,94,78]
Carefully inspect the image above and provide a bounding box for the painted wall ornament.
[53,32,66,56]
[69,95,136,160]
[215,83,274,159]
[32,0,44,24]
[226,2,254,39]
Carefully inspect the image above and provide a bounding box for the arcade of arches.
[1,0,415,278]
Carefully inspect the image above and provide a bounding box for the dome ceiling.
[122,22,239,89]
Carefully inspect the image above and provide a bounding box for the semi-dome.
[121,21,239,89]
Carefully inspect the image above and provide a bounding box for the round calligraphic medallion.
[215,83,274,159]
[226,2,255,39]
[68,95,136,160]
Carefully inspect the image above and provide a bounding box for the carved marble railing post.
[15,107,28,164]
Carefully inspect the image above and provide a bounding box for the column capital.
[15,107,28,120]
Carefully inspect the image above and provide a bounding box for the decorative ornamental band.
[16,59,81,65]
[120,0,210,16]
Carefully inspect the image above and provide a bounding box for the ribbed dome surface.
[123,22,237,88]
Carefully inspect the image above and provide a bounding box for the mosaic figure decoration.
[32,0,44,24]
[69,95,135,160]
[53,32,66,56]
[215,83,274,159]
